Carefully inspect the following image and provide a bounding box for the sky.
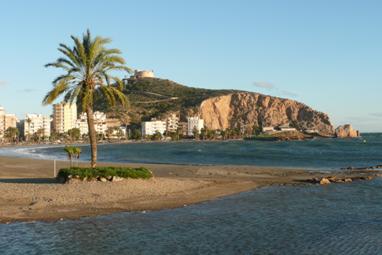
[0,0,381,132]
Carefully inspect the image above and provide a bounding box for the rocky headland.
[116,78,361,140]
[199,92,334,136]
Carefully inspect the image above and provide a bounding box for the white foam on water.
[0,145,66,160]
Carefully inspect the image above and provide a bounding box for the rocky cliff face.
[199,92,334,136]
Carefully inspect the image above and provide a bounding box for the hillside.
[95,77,334,136]
[122,78,236,121]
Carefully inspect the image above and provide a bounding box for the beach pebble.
[112,176,124,182]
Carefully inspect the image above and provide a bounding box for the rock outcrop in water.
[199,93,334,136]
[335,124,360,138]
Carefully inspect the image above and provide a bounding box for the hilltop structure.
[132,70,155,79]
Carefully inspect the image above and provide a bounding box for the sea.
[0,133,381,255]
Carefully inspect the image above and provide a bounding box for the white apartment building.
[166,113,179,133]
[76,111,107,135]
[53,103,77,133]
[278,124,297,132]
[187,116,204,136]
[0,107,4,137]
[24,114,51,137]
[141,119,166,137]
[0,107,18,139]
[262,126,275,133]
[4,114,17,129]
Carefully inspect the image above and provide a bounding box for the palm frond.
[42,79,70,105]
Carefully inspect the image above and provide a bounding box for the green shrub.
[58,166,153,180]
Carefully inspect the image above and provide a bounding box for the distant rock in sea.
[335,124,360,138]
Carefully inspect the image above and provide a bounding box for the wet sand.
[0,156,378,223]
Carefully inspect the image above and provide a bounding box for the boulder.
[327,176,337,182]
[335,124,360,138]
[320,178,331,185]
[99,177,108,182]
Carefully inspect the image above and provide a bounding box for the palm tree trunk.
[86,106,97,168]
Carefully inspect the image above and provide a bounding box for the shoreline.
[0,155,380,224]
[0,142,358,172]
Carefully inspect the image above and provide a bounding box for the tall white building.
[0,107,18,139]
[141,119,166,137]
[166,113,179,133]
[53,103,77,133]
[24,114,51,138]
[4,114,17,130]
[76,111,107,135]
[187,116,204,136]
[0,107,5,138]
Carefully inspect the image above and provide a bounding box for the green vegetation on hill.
[126,78,236,120]
[95,78,236,124]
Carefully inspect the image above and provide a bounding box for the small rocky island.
[335,124,360,138]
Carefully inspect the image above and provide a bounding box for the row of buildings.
[0,103,205,141]
[0,103,118,141]
[22,103,113,139]
[141,114,204,137]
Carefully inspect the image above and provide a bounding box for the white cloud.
[253,81,274,89]
[253,81,298,98]
[280,90,299,98]
[370,112,382,118]
[0,80,7,87]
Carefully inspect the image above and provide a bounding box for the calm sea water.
[1,179,382,255]
[0,133,381,254]
[3,133,381,170]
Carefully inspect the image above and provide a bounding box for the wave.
[0,145,66,160]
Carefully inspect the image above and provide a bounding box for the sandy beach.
[0,156,379,223]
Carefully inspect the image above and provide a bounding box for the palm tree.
[26,118,32,142]
[43,30,130,167]
[64,146,82,167]
[4,127,19,143]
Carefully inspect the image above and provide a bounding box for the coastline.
[0,155,380,223]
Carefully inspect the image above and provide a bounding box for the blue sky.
[0,0,381,132]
